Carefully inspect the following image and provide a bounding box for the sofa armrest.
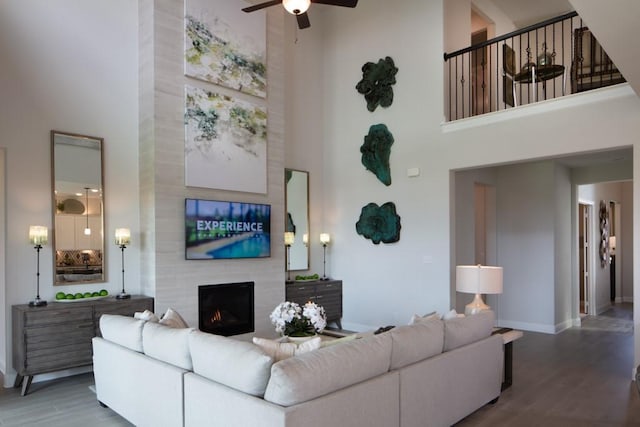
[92,337,188,427]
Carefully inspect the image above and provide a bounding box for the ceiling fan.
[242,0,358,29]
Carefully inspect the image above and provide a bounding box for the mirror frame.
[51,130,106,285]
[285,169,310,271]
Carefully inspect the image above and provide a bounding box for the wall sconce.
[28,226,48,307]
[115,228,131,300]
[456,265,503,315]
[320,233,331,281]
[284,232,295,283]
[303,233,309,247]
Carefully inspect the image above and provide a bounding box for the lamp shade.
[115,228,131,246]
[456,265,503,295]
[284,232,295,246]
[320,233,331,245]
[29,226,48,245]
[283,0,310,15]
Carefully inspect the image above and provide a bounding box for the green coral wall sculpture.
[355,56,398,112]
[356,202,401,244]
[361,124,394,186]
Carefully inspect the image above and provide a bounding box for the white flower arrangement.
[270,301,327,337]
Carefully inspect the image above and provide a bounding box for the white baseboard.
[496,319,556,334]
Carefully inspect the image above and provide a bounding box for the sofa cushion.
[389,319,444,370]
[264,332,392,407]
[99,314,145,352]
[443,310,494,351]
[142,321,194,370]
[252,336,321,362]
[189,330,273,397]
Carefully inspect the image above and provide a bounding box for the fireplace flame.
[211,309,222,323]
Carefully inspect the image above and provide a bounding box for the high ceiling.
[488,0,574,28]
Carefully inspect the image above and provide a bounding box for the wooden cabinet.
[12,295,153,395]
[286,280,342,329]
[55,214,102,250]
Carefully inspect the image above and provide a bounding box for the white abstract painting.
[185,85,267,193]
[185,0,266,98]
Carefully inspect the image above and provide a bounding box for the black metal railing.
[444,12,626,122]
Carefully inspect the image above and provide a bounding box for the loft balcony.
[444,12,626,122]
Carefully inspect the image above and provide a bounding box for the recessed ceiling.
[553,148,632,169]
[487,0,574,28]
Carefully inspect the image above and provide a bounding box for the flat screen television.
[185,198,271,260]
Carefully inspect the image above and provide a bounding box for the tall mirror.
[285,169,309,271]
[51,131,105,285]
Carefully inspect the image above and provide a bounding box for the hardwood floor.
[1,304,638,426]
[458,303,640,426]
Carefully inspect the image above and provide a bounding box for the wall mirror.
[51,131,105,285]
[285,169,309,271]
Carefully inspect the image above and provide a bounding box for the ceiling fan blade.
[242,0,282,13]
[311,0,358,7]
[296,12,311,29]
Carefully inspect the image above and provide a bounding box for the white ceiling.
[488,0,574,28]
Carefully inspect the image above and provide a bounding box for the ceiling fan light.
[283,0,310,15]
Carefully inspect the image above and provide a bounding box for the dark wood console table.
[286,280,342,329]
[12,295,153,395]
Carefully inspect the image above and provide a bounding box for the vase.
[286,334,317,345]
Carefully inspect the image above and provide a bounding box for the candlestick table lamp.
[28,226,48,307]
[284,232,295,283]
[320,233,331,280]
[115,228,131,299]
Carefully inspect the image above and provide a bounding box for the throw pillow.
[252,337,321,362]
[409,311,441,325]
[160,307,189,328]
[134,309,160,323]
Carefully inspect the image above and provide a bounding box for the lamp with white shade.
[284,232,295,283]
[115,228,131,300]
[320,233,330,280]
[28,226,48,307]
[456,265,503,315]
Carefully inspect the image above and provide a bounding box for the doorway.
[579,203,592,315]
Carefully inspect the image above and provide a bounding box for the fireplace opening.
[198,282,254,336]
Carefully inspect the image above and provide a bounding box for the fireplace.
[198,282,254,336]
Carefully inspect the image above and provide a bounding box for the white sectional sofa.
[92,311,503,427]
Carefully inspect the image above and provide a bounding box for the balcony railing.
[444,12,626,122]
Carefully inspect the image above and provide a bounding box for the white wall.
[0,149,5,375]
[0,0,139,384]
[622,181,634,301]
[554,163,573,329]
[495,162,556,332]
